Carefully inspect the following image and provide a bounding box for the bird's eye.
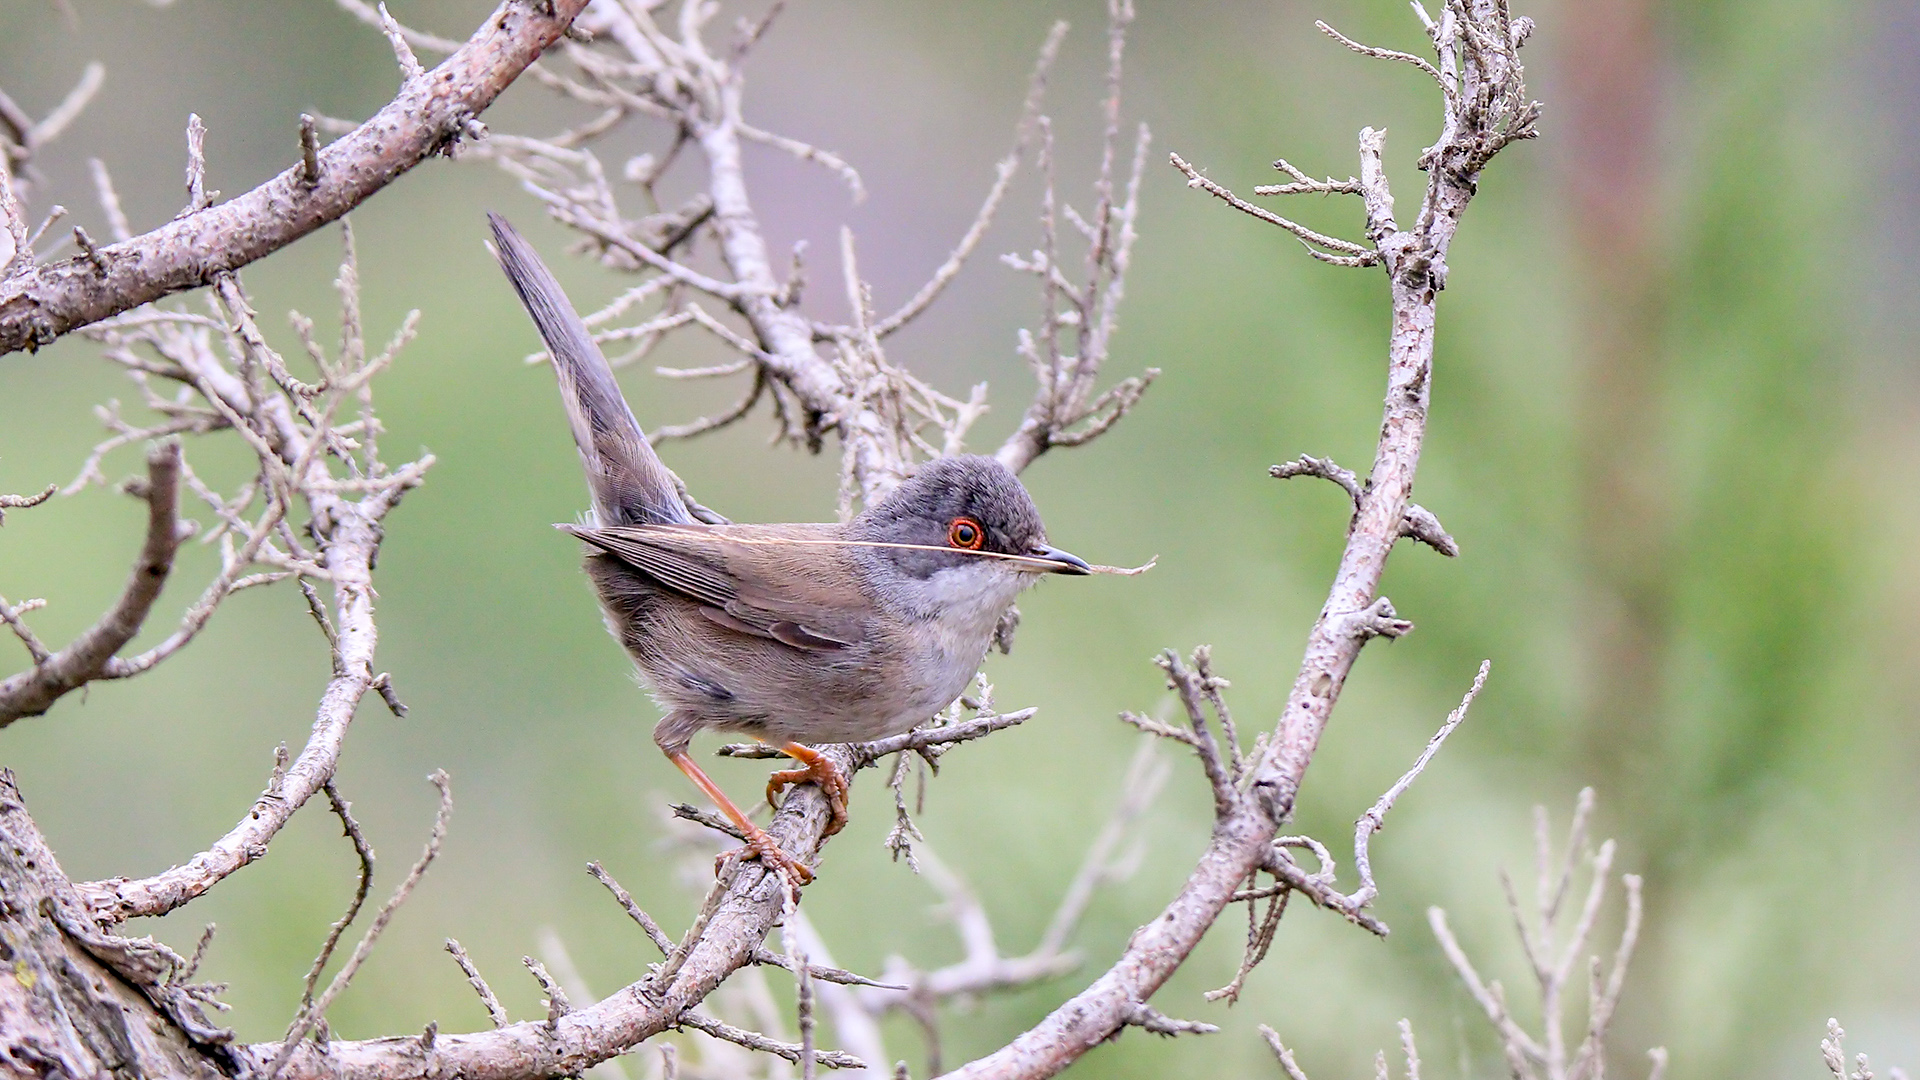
[948,517,985,550]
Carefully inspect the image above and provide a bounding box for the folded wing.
[560,523,870,651]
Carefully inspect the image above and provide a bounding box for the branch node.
[298,114,321,188]
[182,113,211,215]
[523,956,570,1024]
[71,226,108,274]
[370,671,407,717]
[1347,596,1413,641]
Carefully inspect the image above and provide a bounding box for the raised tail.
[488,212,692,527]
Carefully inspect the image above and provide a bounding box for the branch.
[1345,660,1488,911]
[1270,454,1459,556]
[265,772,453,1080]
[941,3,1538,1074]
[1167,152,1379,266]
[0,0,588,355]
[76,231,433,924]
[0,482,55,523]
[0,441,189,725]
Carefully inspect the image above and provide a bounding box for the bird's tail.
[488,212,692,527]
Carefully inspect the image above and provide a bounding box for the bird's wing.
[560,523,870,650]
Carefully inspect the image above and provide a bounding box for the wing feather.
[561,523,869,651]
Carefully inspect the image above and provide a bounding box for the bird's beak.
[1027,544,1093,575]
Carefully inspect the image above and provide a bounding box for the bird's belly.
[618,573,1014,747]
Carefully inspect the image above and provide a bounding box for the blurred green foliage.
[0,1,1914,1077]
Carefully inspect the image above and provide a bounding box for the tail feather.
[488,212,692,527]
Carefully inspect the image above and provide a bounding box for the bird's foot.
[765,745,851,837]
[715,822,815,889]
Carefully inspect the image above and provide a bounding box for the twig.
[1120,1003,1217,1038]
[178,923,218,983]
[1168,152,1378,265]
[267,771,453,1080]
[298,114,322,187]
[182,113,210,214]
[0,441,188,725]
[676,1011,866,1071]
[864,21,1066,339]
[297,781,376,1011]
[376,2,427,82]
[1270,455,1459,556]
[30,62,106,148]
[447,938,510,1029]
[1346,660,1488,910]
[523,957,570,1023]
[0,483,55,524]
[77,229,435,923]
[1262,1025,1314,1080]
[1315,21,1449,95]
[587,862,675,957]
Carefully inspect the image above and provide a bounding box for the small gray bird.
[488,214,1090,885]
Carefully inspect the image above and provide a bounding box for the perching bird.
[488,214,1090,885]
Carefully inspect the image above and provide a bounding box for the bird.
[487,213,1091,886]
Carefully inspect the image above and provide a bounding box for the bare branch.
[676,1011,866,1071]
[523,957,570,1023]
[375,2,427,83]
[30,61,106,148]
[447,938,511,1030]
[76,232,434,923]
[863,21,1067,339]
[1119,1003,1217,1038]
[0,0,589,355]
[0,151,26,276]
[1262,1025,1314,1080]
[0,482,54,523]
[1272,453,1459,554]
[1346,660,1488,910]
[0,441,189,725]
[181,113,210,215]
[1315,21,1449,95]
[297,782,377,1013]
[265,771,452,1080]
[1168,152,1378,264]
[938,4,1539,1070]
[1429,906,1547,1073]
[737,121,864,202]
[588,861,675,957]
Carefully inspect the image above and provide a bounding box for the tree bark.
[0,772,231,1079]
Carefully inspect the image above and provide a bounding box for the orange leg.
[667,749,814,887]
[764,742,851,838]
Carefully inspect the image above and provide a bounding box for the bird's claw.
[766,755,851,837]
[715,827,815,889]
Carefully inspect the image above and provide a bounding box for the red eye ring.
[948,517,985,550]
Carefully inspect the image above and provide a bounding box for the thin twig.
[266,771,452,1080]
[297,781,376,1011]
[1347,660,1488,910]
[446,938,510,1029]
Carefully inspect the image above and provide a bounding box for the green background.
[0,1,1914,1076]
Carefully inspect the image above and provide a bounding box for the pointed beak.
[1027,544,1093,575]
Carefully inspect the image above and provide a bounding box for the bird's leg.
[765,742,851,838]
[666,749,815,887]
